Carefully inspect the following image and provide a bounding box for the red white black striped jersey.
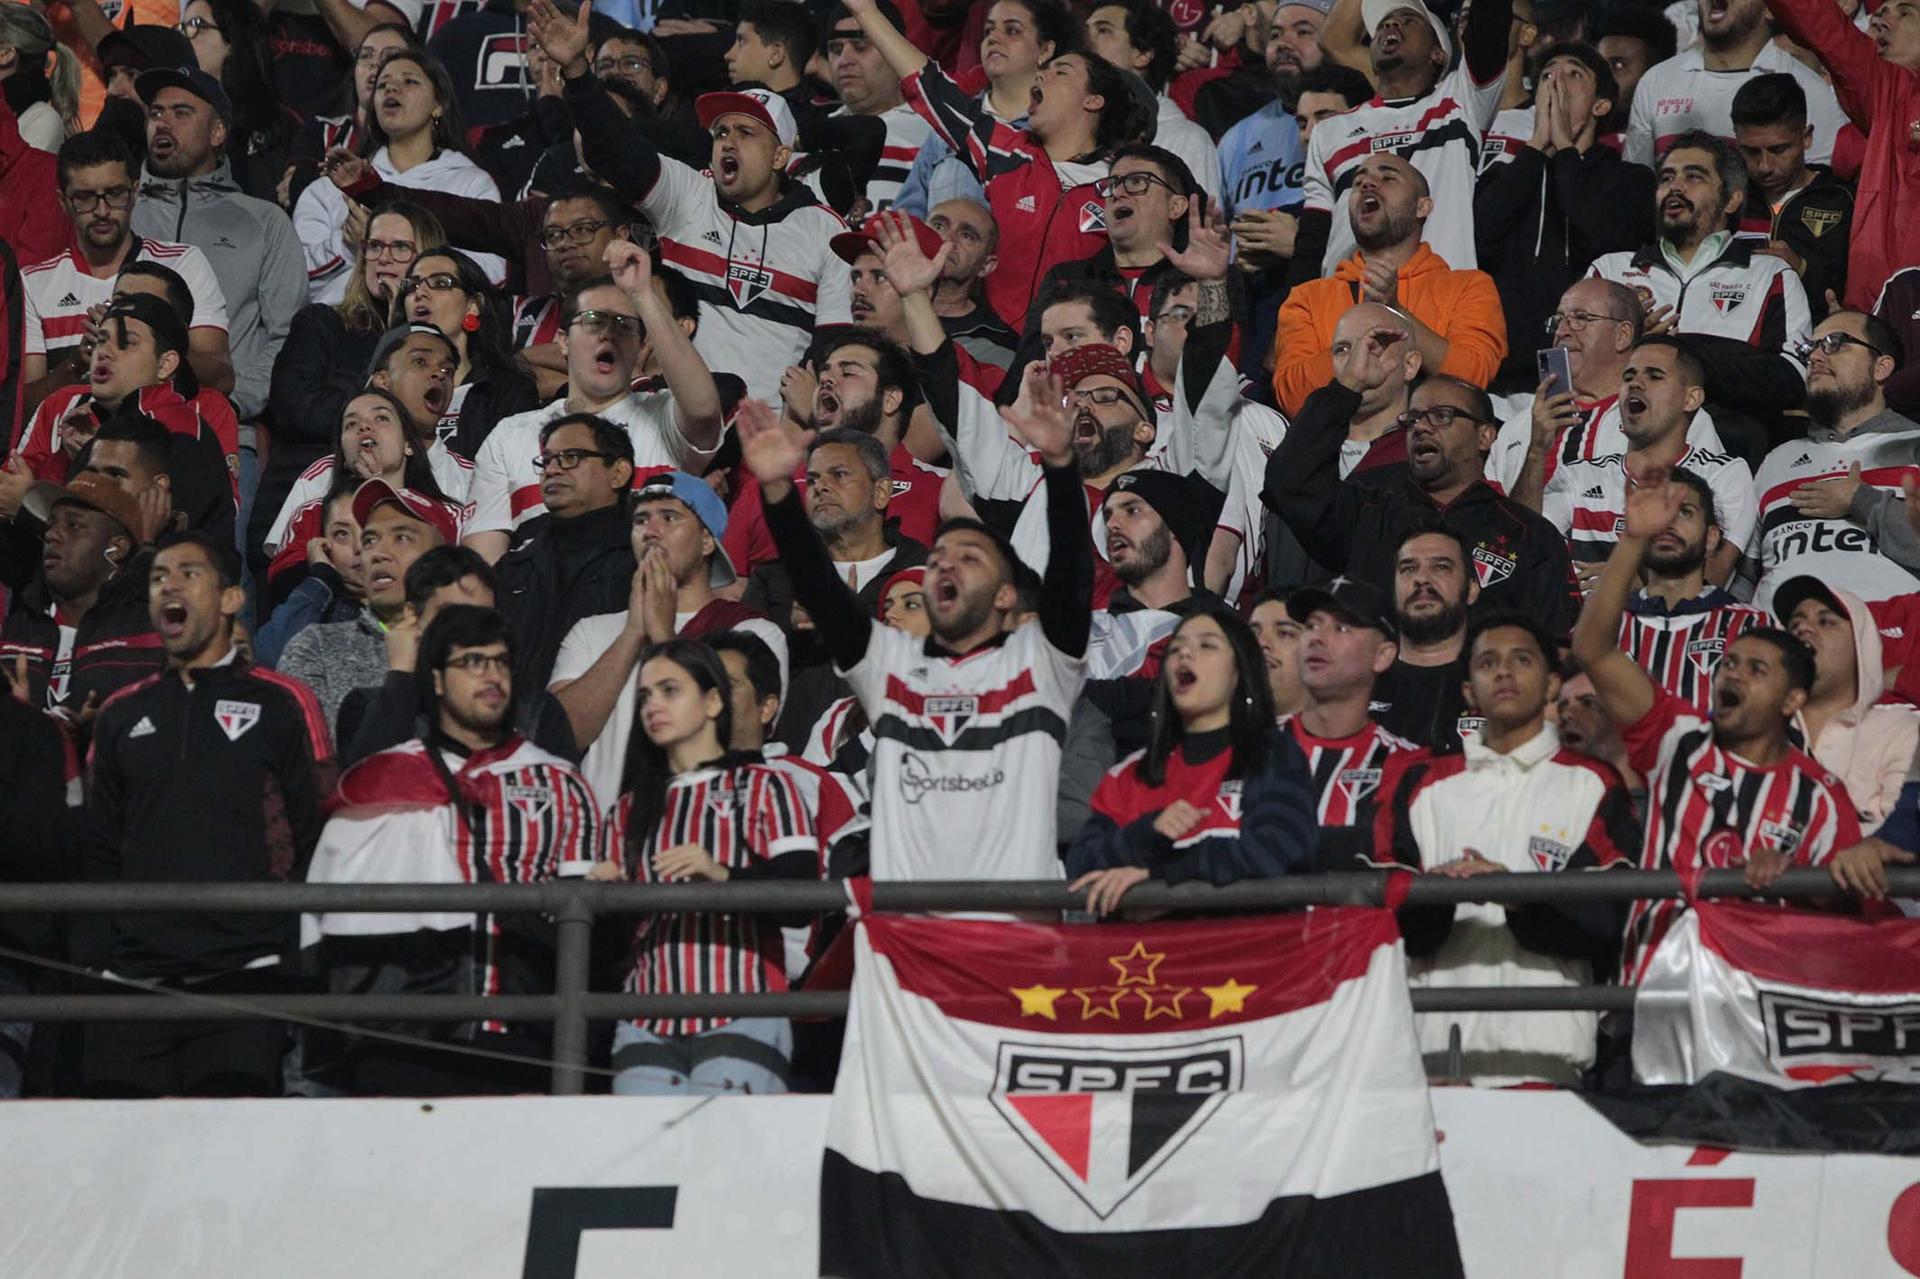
[1543,446,1756,565]
[604,761,816,1036]
[509,293,563,352]
[832,101,932,211]
[1279,712,1421,830]
[1619,689,1861,983]
[306,735,600,1028]
[1619,590,1769,715]
[1487,397,1729,495]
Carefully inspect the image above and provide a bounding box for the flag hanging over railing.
[819,908,1464,1278]
[1634,901,1920,1087]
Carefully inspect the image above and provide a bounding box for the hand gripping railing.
[0,867,1903,1094]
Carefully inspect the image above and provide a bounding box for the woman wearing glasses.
[397,248,540,459]
[295,48,504,305]
[178,0,297,203]
[263,201,445,584]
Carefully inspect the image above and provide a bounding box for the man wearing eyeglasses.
[1749,310,1920,609]
[1029,144,1199,327]
[22,130,234,417]
[466,239,724,563]
[491,412,637,691]
[1266,331,1582,634]
[305,604,602,1097]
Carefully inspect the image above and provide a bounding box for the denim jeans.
[610,1018,791,1096]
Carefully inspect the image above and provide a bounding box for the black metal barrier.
[0,866,1901,1094]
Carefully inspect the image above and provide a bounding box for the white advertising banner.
[5,1091,1920,1277]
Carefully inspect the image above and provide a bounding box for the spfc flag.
[820,909,1463,1277]
[1635,902,1920,1087]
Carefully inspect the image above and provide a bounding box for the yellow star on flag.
[1108,941,1166,986]
[1010,984,1067,1020]
[1201,978,1257,1018]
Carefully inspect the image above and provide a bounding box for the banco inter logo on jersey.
[992,1033,1244,1218]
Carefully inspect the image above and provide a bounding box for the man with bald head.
[1272,152,1508,416]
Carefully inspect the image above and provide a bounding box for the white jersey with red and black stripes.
[604,760,816,1035]
[1619,689,1860,983]
[1486,397,1727,494]
[510,293,563,352]
[1278,712,1420,830]
[843,620,1086,881]
[638,157,853,404]
[1748,422,1920,609]
[1587,237,1811,360]
[833,101,933,211]
[1301,61,1507,272]
[21,239,228,358]
[1620,590,1769,716]
[1544,445,1755,565]
[466,387,719,538]
[261,442,474,561]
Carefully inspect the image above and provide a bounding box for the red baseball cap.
[350,479,459,545]
[695,88,798,148]
[830,211,947,267]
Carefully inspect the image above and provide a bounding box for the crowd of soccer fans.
[1,0,1919,1098]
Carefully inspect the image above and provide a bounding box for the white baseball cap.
[695,88,799,149]
[1360,0,1451,61]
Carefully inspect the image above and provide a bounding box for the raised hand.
[874,211,949,298]
[639,548,676,642]
[1359,254,1400,307]
[134,482,172,545]
[527,0,592,75]
[323,148,370,191]
[385,602,422,673]
[0,453,34,520]
[1332,325,1407,394]
[1621,459,1684,540]
[736,397,815,489]
[1530,378,1581,450]
[605,237,652,299]
[999,362,1074,468]
[1642,301,1677,337]
[1158,203,1231,282]
[778,363,818,426]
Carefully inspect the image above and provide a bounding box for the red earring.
[461,312,480,333]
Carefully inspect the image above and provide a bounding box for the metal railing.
[0,867,1897,1094]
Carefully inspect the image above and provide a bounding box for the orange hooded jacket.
[1270,243,1508,418]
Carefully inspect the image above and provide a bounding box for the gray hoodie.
[131,159,306,422]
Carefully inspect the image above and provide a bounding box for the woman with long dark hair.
[179,0,298,201]
[395,247,539,459]
[593,638,818,1096]
[285,23,423,207]
[261,386,463,596]
[295,48,504,304]
[256,201,445,578]
[1067,603,1319,915]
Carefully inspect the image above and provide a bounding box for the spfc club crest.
[213,699,260,742]
[1337,766,1382,804]
[991,1035,1244,1218]
[504,782,552,822]
[727,261,774,307]
[1080,200,1107,233]
[1529,834,1573,872]
[1686,636,1726,676]
[1710,285,1748,314]
[923,693,978,741]
[1471,544,1516,588]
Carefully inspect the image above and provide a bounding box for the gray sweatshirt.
[131,160,306,422]
[275,608,390,736]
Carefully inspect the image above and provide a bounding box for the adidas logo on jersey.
[1248,140,1265,156]
[1015,195,1037,213]
[1790,452,1813,467]
[128,716,156,738]
[1584,485,1605,498]
[702,229,723,245]
[56,292,79,307]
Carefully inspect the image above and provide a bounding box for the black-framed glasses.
[1799,331,1890,361]
[1066,385,1137,408]
[399,272,463,295]
[535,448,618,471]
[1094,171,1177,199]
[568,309,643,339]
[442,652,512,675]
[177,16,222,37]
[538,219,616,249]
[593,54,653,77]
[1398,405,1488,429]
[64,186,134,211]
[1545,309,1630,334]
[361,237,418,261]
